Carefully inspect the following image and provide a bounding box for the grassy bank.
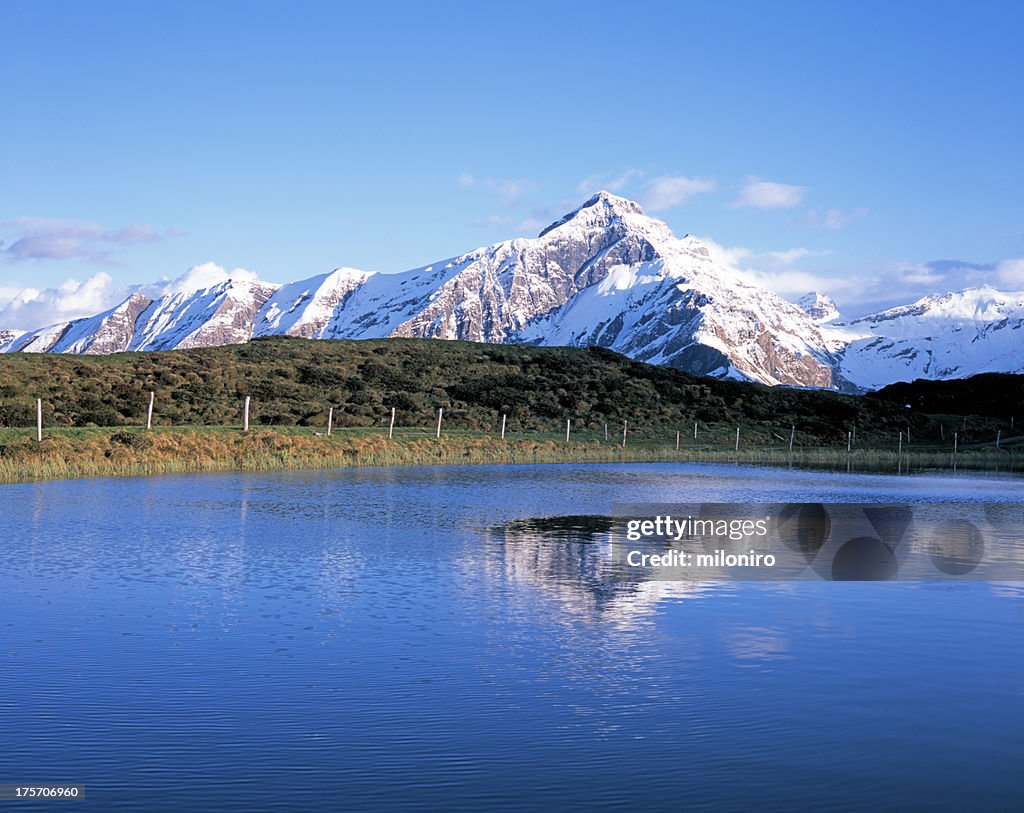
[1,424,1019,484]
[1,338,1020,483]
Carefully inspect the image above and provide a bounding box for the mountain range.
[2,192,1021,392]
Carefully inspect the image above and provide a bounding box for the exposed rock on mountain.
[5,193,1022,392]
[798,292,839,323]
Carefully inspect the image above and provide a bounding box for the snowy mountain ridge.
[4,192,1021,392]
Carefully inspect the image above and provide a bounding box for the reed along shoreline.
[1,426,1018,484]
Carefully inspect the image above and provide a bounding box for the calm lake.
[1,463,1022,811]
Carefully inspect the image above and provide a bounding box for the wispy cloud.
[0,216,182,265]
[801,207,869,230]
[731,179,807,210]
[765,247,832,265]
[699,237,853,300]
[891,259,993,289]
[706,252,1024,315]
[641,175,716,212]
[995,258,1024,287]
[515,217,547,234]
[823,207,868,229]
[575,169,643,197]
[456,173,536,202]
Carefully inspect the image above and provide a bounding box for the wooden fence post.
[501,413,506,440]
[388,407,395,439]
[243,396,250,432]
[327,406,333,436]
[147,391,154,431]
[36,398,42,443]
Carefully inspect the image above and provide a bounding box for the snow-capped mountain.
[0,329,24,352]
[832,286,1024,390]
[515,226,837,386]
[315,193,702,345]
[8,280,279,354]
[128,279,278,351]
[3,192,1022,392]
[257,193,837,386]
[797,292,839,323]
[254,268,370,338]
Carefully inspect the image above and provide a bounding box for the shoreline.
[1,426,1020,484]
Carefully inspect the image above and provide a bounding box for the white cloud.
[695,237,855,302]
[995,258,1024,288]
[766,247,832,265]
[822,207,869,229]
[732,179,807,210]
[0,272,118,330]
[895,263,947,286]
[802,207,870,230]
[0,263,266,331]
[641,175,716,211]
[576,169,643,197]
[743,268,857,299]
[889,259,999,291]
[0,285,25,308]
[697,238,753,268]
[785,258,1023,315]
[457,173,535,202]
[148,262,262,297]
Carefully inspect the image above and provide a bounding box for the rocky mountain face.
[4,192,1022,392]
[0,329,24,351]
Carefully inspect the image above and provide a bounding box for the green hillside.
[0,337,1014,446]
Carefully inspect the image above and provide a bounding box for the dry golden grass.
[0,425,1018,484]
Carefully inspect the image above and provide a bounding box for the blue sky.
[2,0,1022,328]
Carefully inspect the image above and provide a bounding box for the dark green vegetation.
[870,373,1024,420]
[0,336,1017,441]
[0,338,1019,482]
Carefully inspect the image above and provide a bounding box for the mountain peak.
[797,291,839,323]
[538,191,645,238]
[586,190,645,213]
